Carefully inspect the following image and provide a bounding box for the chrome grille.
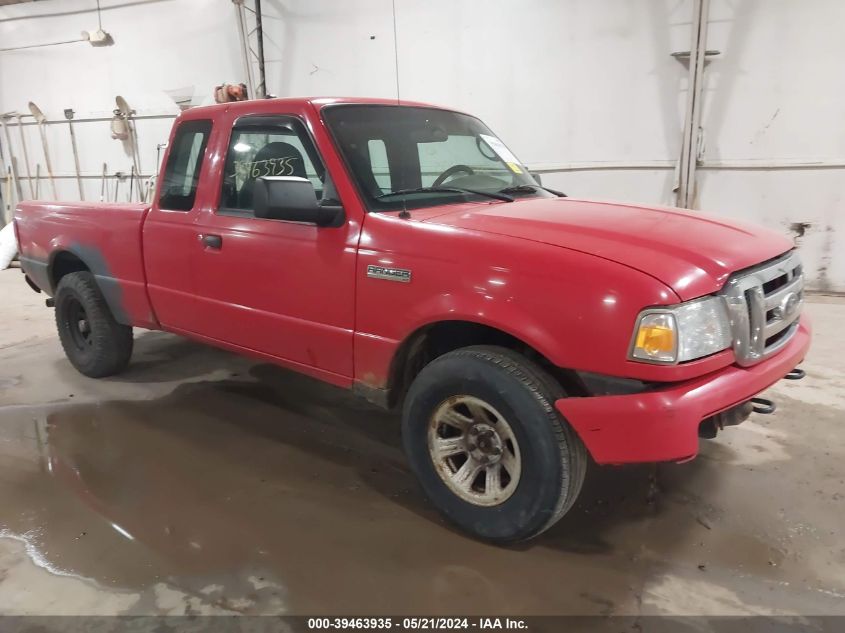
[720,250,803,367]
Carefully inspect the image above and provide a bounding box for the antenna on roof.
[398,194,411,219]
[391,0,400,105]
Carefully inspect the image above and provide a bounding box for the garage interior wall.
[1,0,842,292]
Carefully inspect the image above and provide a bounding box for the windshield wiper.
[376,186,513,203]
[498,184,567,197]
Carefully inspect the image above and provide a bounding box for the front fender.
[353,214,700,387]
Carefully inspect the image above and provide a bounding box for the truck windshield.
[322,105,552,212]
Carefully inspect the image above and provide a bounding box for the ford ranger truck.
[13,97,811,542]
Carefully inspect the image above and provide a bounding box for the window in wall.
[158,120,212,211]
[219,118,330,215]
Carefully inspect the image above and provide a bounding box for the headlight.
[630,296,732,364]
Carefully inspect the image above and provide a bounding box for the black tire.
[402,345,587,543]
[54,271,133,378]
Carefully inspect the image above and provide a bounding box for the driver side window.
[219,118,328,217]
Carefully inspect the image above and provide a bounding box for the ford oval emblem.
[774,292,800,321]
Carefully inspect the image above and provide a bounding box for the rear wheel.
[54,271,133,378]
[402,345,587,542]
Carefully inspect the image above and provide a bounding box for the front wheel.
[54,271,133,378]
[402,346,587,542]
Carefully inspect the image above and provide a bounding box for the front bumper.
[556,315,811,465]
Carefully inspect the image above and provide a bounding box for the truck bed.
[14,201,159,329]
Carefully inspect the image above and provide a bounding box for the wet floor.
[1,272,844,615]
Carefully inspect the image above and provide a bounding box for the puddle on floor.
[0,337,843,615]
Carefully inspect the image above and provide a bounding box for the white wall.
[0,0,240,202]
[1,0,843,291]
[698,0,845,293]
[257,0,693,206]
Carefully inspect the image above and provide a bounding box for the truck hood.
[421,197,794,300]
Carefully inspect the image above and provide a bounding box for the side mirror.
[253,176,344,227]
[530,172,543,186]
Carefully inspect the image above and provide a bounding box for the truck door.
[143,118,213,332]
[189,114,358,383]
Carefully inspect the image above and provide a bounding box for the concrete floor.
[0,267,843,616]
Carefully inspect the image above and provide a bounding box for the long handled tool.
[0,125,11,221]
[28,102,57,199]
[14,114,34,199]
[100,162,108,201]
[63,108,84,200]
[128,165,135,202]
[113,171,125,202]
[34,164,41,198]
[0,116,22,203]
[115,96,142,201]
[3,167,12,224]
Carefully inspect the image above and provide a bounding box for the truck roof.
[180,96,454,120]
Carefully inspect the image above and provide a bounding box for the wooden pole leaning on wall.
[63,109,85,201]
[3,167,12,225]
[29,102,57,199]
[15,114,35,199]
[0,117,23,206]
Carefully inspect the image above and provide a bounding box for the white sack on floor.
[0,222,19,270]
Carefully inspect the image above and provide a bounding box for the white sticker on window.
[479,134,523,172]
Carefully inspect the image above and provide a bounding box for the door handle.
[199,233,222,249]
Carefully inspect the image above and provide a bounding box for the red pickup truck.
[14,97,810,542]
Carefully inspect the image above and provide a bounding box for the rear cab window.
[158,120,212,211]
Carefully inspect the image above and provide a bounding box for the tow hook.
[785,367,806,380]
[746,367,805,415]
[750,397,776,415]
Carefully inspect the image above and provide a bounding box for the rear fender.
[47,242,131,326]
